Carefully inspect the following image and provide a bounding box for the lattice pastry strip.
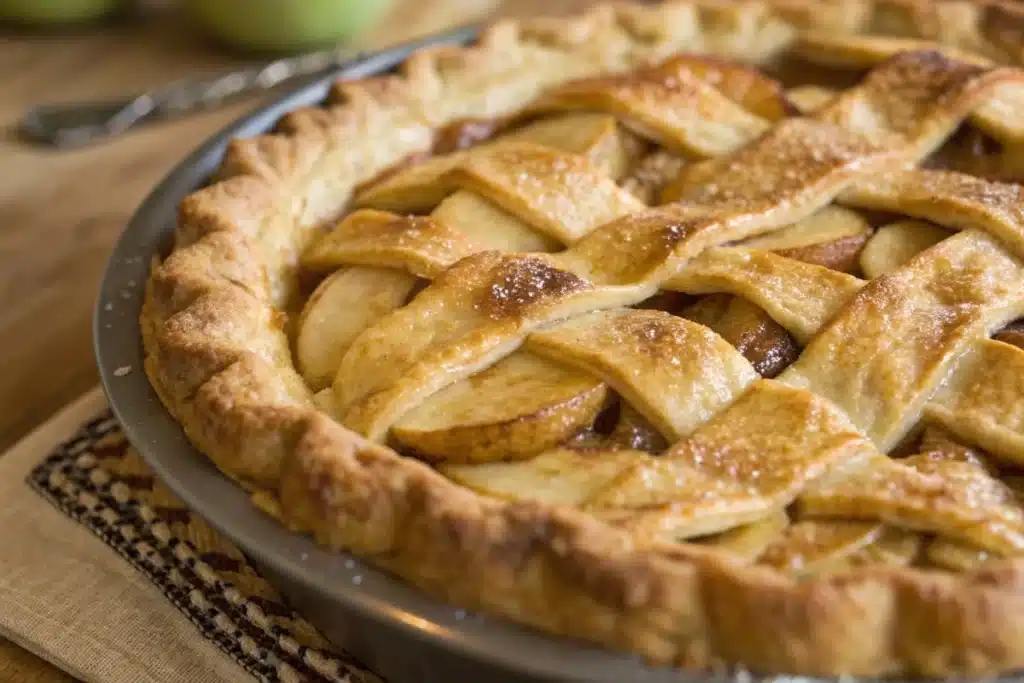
[839,170,1024,259]
[926,338,1024,467]
[793,31,1024,143]
[295,50,1024,578]
[586,379,877,541]
[525,309,758,442]
[297,53,897,398]
[391,249,863,466]
[664,244,865,344]
[334,53,1024,437]
[301,59,799,425]
[353,115,644,214]
[442,447,649,507]
[780,229,1024,451]
[297,115,646,390]
[801,446,1024,557]
[447,143,644,244]
[520,54,788,157]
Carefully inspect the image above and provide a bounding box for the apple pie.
[142,0,1024,676]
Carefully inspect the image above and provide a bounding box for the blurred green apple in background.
[184,0,393,52]
[0,0,122,23]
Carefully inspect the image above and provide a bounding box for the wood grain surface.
[0,1,591,680]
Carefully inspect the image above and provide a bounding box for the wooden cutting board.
[0,1,593,680]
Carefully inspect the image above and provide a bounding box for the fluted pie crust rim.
[142,1,1024,677]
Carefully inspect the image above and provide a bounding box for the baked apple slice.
[859,220,952,279]
[696,509,789,560]
[786,85,836,114]
[296,266,418,391]
[441,448,643,506]
[501,112,645,181]
[925,538,1001,571]
[740,205,872,273]
[430,191,561,253]
[681,294,800,378]
[391,352,608,463]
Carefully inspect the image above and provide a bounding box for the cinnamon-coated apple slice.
[391,352,608,464]
[441,448,644,506]
[296,266,418,391]
[859,220,952,279]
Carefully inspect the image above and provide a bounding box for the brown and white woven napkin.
[0,389,382,683]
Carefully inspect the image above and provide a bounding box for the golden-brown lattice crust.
[143,1,1024,677]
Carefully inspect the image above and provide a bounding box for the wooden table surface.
[0,1,589,680]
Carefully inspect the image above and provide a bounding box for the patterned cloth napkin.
[0,389,382,683]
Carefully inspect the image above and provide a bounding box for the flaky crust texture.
[142,1,1024,677]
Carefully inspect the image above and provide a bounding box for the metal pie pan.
[94,28,1014,683]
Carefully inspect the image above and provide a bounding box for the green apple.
[0,0,121,22]
[184,0,393,52]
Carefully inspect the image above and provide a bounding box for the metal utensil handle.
[20,25,481,149]
[153,50,348,116]
[20,49,353,148]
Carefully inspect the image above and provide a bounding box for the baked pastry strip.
[339,53,1024,441]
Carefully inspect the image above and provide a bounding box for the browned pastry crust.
[143,1,1024,677]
